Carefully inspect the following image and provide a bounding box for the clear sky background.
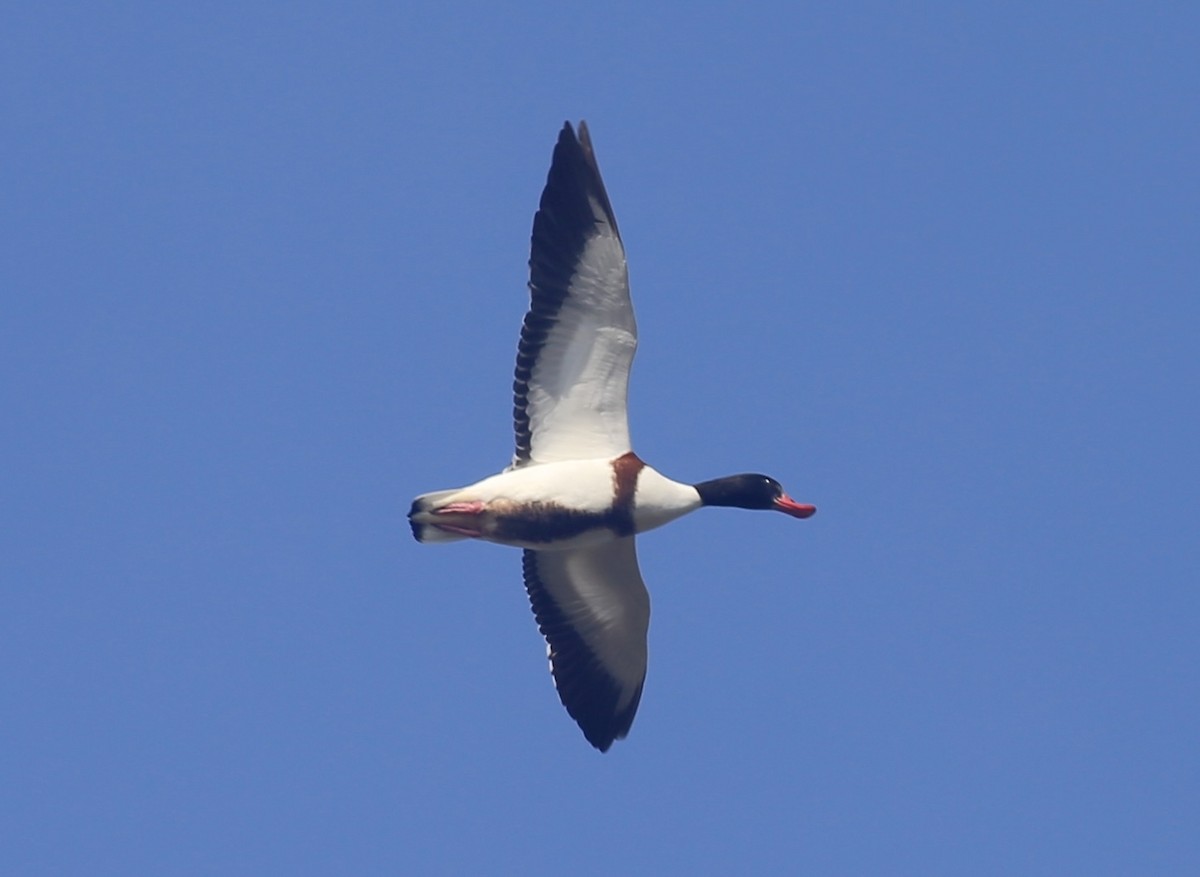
[3,3,1197,874]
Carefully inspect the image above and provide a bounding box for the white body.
[411,457,702,551]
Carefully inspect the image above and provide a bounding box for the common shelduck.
[410,121,816,751]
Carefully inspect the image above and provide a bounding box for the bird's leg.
[436,501,486,515]
[431,501,486,537]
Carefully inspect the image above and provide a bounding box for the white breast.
[631,466,703,534]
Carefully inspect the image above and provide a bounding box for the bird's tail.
[408,488,472,543]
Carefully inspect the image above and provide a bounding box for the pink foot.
[436,501,485,515]
[430,500,486,538]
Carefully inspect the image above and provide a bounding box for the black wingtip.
[573,119,591,148]
[582,679,644,753]
[543,119,619,236]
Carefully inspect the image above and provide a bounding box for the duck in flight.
[410,121,816,751]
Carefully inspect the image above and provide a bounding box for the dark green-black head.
[694,474,816,518]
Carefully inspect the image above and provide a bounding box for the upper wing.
[522,537,649,752]
[512,121,636,467]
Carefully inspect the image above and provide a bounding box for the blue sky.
[3,3,1198,874]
